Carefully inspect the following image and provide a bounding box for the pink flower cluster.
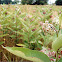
[40,47,62,62]
[40,48,56,61]
[40,21,56,35]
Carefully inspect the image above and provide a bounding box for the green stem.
[55,29,58,62]
[55,20,61,62]
[55,32,58,62]
[28,32,30,48]
[15,11,18,44]
[56,51,58,62]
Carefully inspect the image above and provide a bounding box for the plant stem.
[16,20,17,44]
[55,34,58,62]
[55,20,60,62]
[15,11,18,44]
[28,32,30,48]
[56,51,58,62]
[21,58,23,62]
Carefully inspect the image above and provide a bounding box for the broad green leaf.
[52,34,62,52]
[3,47,50,62]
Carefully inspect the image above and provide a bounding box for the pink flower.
[19,11,21,14]
[24,18,26,21]
[50,15,52,18]
[40,22,43,26]
[58,55,61,58]
[59,11,61,14]
[46,29,49,31]
[43,11,46,14]
[40,50,44,53]
[60,51,62,54]
[27,15,32,18]
[33,10,36,13]
[48,48,51,50]
[50,8,52,11]
[47,52,52,57]
[50,58,54,61]
[51,51,55,57]
[45,21,49,23]
[31,18,34,21]
[32,28,37,31]
[0,24,1,28]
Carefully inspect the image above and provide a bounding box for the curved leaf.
[3,47,50,62]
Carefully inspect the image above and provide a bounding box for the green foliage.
[0,0,1,4]
[21,0,48,5]
[15,17,42,49]
[3,0,12,4]
[3,47,51,62]
[42,34,57,47]
[21,0,33,5]
[0,6,42,49]
[55,0,62,5]
[40,7,53,22]
[35,0,48,5]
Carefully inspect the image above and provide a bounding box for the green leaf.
[52,34,62,52]
[55,25,59,30]
[0,34,9,37]
[7,27,15,32]
[61,29,62,34]
[16,44,26,47]
[10,35,16,38]
[59,14,62,27]
[3,47,51,62]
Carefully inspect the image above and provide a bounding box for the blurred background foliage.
[0,0,62,5]
[21,0,48,5]
[55,0,62,5]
